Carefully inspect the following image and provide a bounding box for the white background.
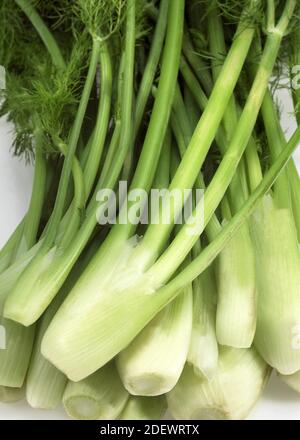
[0,86,300,419]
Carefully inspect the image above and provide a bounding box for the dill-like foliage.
[216,0,264,27]
[73,0,126,41]
[0,0,38,68]
[0,29,90,160]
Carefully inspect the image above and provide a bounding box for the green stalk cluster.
[0,0,299,420]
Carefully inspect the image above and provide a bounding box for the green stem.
[42,40,101,247]
[207,2,247,213]
[91,0,136,210]
[179,56,207,109]
[134,0,169,138]
[261,91,292,210]
[245,135,264,191]
[97,121,121,188]
[181,54,247,212]
[14,0,65,69]
[26,292,67,409]
[20,135,47,249]
[55,143,85,249]
[50,42,112,242]
[154,134,171,189]
[276,0,296,35]
[183,85,200,129]
[182,31,213,95]
[86,52,124,201]
[82,41,113,197]
[171,86,221,240]
[146,0,205,124]
[118,0,184,235]
[288,160,300,241]
[26,235,101,410]
[267,0,276,30]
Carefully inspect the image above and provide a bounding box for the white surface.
[0,88,300,420]
[0,118,34,248]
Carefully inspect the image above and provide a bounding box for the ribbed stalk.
[288,160,300,240]
[207,2,257,348]
[120,396,167,420]
[55,148,85,249]
[252,195,300,374]
[25,294,67,409]
[207,2,248,212]
[0,242,42,302]
[261,90,292,210]
[10,141,47,262]
[167,347,270,420]
[82,41,112,197]
[181,49,262,198]
[259,86,299,237]
[0,317,34,387]
[0,258,35,387]
[21,141,47,249]
[188,265,218,380]
[216,223,257,348]
[26,235,103,409]
[63,363,129,420]
[117,142,192,397]
[28,37,99,253]
[117,284,193,396]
